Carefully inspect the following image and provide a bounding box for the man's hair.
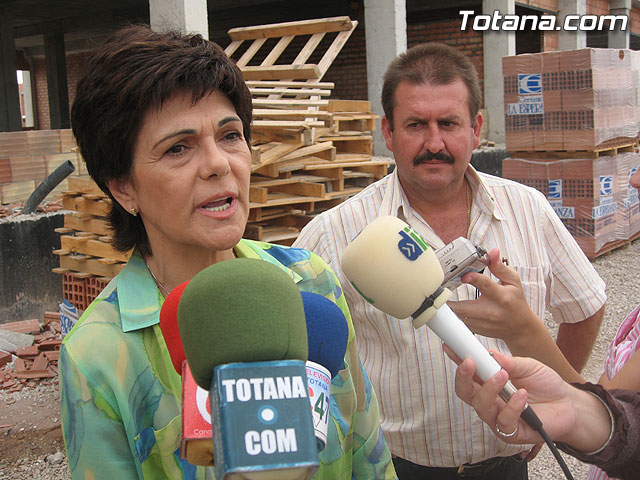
[71,24,252,257]
[381,42,481,129]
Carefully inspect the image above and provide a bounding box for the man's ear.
[381,116,394,153]
[472,111,483,149]
[106,178,136,212]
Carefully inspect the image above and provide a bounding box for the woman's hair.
[381,42,482,130]
[71,24,252,257]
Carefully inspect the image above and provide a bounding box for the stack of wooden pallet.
[53,176,124,310]
[53,16,391,310]
[227,16,390,244]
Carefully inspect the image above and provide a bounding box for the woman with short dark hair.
[60,24,396,480]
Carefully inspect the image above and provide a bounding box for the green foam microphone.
[178,257,309,389]
[177,257,318,479]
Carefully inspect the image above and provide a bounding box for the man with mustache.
[294,42,606,479]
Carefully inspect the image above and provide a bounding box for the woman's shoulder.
[62,280,123,348]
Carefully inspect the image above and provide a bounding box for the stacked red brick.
[503,49,637,152]
[502,49,640,259]
[0,129,84,205]
[0,313,62,392]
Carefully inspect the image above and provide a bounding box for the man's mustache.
[413,151,455,166]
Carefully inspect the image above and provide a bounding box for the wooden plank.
[250,174,334,187]
[279,141,335,162]
[62,195,111,217]
[228,16,355,40]
[261,36,293,66]
[252,120,325,129]
[224,39,242,57]
[249,186,269,204]
[249,191,326,208]
[250,88,332,97]
[60,235,131,263]
[316,21,358,78]
[252,142,303,168]
[249,225,300,243]
[253,109,332,119]
[251,128,310,146]
[67,176,104,195]
[247,206,299,222]
[327,100,372,112]
[241,65,322,81]
[293,32,325,65]
[236,38,267,68]
[64,214,111,236]
[269,182,326,198]
[245,81,334,89]
[58,254,125,278]
[252,98,328,108]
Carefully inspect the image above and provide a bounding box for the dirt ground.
[0,381,64,471]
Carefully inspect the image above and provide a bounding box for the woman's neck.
[144,245,236,296]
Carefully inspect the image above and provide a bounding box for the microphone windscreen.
[159,280,190,374]
[178,257,308,389]
[341,216,444,319]
[300,292,348,378]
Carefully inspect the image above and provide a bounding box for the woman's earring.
[130,207,138,217]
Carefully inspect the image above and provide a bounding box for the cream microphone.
[342,216,518,401]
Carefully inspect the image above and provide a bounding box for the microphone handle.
[418,304,529,421]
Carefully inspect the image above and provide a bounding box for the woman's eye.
[166,144,186,155]
[224,131,243,141]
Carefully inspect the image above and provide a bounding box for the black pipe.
[23,160,75,214]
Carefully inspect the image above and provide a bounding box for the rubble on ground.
[0,312,62,392]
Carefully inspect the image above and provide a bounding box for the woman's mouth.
[202,197,232,212]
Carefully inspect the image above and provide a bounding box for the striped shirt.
[587,303,640,480]
[293,165,607,468]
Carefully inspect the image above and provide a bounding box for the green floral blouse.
[60,239,396,479]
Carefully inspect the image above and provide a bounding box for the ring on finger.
[496,423,518,438]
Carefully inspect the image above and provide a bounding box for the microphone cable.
[520,405,575,480]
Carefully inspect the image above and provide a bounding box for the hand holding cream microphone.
[341,216,542,429]
[178,258,318,480]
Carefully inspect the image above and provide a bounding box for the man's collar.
[382,164,505,222]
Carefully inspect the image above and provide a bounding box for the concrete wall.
[0,212,63,324]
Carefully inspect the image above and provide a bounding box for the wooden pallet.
[589,229,640,260]
[225,16,357,82]
[508,141,637,160]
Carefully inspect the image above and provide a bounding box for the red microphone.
[159,280,213,466]
[159,280,189,373]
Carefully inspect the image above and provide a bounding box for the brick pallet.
[503,49,639,152]
[503,147,640,259]
[502,48,640,260]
